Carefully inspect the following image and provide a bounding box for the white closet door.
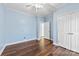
[58,15,71,49]
[70,14,77,52]
[63,15,72,49]
[58,13,79,52]
[58,16,65,47]
[75,14,79,52]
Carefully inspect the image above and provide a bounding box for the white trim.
[0,45,7,55]
[0,38,37,55]
[6,38,37,46]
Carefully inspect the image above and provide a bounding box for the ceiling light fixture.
[25,3,44,13]
[26,3,44,9]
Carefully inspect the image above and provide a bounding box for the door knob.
[67,33,74,35]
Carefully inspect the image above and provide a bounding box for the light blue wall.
[53,3,79,43]
[0,5,43,51]
[4,8,37,44]
[0,4,5,50]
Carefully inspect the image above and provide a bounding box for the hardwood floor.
[1,39,79,56]
[52,45,79,56]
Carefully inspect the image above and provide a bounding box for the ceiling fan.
[25,3,44,11]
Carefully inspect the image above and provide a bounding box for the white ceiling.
[3,3,66,16]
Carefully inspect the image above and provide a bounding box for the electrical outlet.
[24,37,26,39]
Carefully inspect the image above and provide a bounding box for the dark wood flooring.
[1,39,79,56]
[52,45,79,56]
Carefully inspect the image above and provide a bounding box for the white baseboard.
[0,44,7,55]
[0,38,37,55]
[6,38,37,46]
